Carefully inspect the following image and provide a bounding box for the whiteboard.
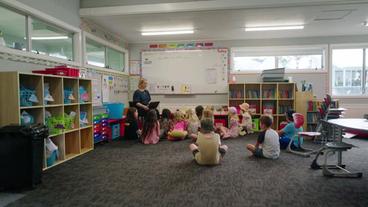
[141,48,229,94]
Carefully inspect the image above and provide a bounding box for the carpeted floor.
[5,135,368,207]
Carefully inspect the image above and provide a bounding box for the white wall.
[129,34,368,117]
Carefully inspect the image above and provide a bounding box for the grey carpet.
[0,193,25,207]
[6,135,368,207]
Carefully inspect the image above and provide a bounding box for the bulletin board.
[141,48,229,94]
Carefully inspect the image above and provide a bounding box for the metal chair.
[286,113,318,157]
[310,120,362,178]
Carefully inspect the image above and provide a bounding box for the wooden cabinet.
[0,72,93,170]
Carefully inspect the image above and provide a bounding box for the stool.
[322,142,362,178]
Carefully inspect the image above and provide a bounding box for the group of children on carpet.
[124,103,303,165]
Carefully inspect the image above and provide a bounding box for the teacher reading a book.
[133,78,151,120]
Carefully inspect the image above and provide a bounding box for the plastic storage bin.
[105,103,125,119]
[111,124,120,140]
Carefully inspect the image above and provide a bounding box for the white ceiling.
[80,0,368,43]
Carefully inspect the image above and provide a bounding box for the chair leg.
[322,149,363,178]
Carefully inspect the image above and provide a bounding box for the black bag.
[0,124,48,190]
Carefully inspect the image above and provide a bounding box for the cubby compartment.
[20,108,44,125]
[245,84,260,99]
[247,100,261,115]
[80,104,92,128]
[63,78,78,104]
[80,127,93,153]
[262,100,276,115]
[65,131,80,159]
[45,106,64,136]
[46,135,65,168]
[229,84,244,99]
[79,79,92,103]
[278,100,295,115]
[278,83,295,99]
[19,74,43,107]
[44,76,63,105]
[261,83,277,99]
[64,105,79,132]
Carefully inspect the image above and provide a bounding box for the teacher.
[133,78,151,120]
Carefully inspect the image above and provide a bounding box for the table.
[324,118,367,177]
[328,118,368,133]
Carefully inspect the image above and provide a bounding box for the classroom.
[0,0,368,206]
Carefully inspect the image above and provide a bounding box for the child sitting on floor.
[218,107,240,139]
[141,109,160,144]
[124,107,141,140]
[168,110,188,141]
[185,108,200,141]
[239,103,253,135]
[159,108,172,139]
[246,115,280,159]
[195,105,204,120]
[202,108,215,122]
[189,118,228,165]
[278,110,303,149]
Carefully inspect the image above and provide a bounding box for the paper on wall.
[206,68,217,84]
[102,75,110,102]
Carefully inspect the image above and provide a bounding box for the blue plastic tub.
[104,103,125,119]
[47,150,58,167]
[111,124,120,140]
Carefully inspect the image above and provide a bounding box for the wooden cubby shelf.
[0,72,93,171]
[228,82,296,129]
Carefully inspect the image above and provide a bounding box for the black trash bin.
[0,124,48,190]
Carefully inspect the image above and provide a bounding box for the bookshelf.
[229,82,295,130]
[295,91,339,131]
[0,72,93,170]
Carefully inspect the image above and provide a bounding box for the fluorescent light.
[363,21,368,27]
[141,30,194,36]
[245,25,304,32]
[31,36,68,40]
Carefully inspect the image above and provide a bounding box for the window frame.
[0,1,82,66]
[230,45,328,74]
[83,32,128,74]
[329,43,368,98]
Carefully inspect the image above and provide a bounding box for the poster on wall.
[92,72,102,106]
[129,60,141,75]
[102,75,110,102]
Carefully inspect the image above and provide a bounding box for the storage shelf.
[20,106,44,109]
[64,103,79,106]
[45,104,64,108]
[80,125,93,129]
[49,133,63,138]
[228,82,295,131]
[65,128,80,133]
[0,72,93,171]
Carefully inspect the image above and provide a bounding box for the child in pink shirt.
[141,110,160,144]
[168,110,188,141]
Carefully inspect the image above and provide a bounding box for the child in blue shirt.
[278,110,303,149]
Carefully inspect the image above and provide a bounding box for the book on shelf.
[262,89,275,98]
[230,89,243,99]
[279,89,291,98]
[307,113,320,124]
[263,103,275,114]
[278,105,292,114]
[307,101,320,112]
[247,90,259,98]
[249,104,258,114]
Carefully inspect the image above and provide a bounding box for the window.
[331,49,366,96]
[0,6,26,50]
[31,18,74,60]
[234,56,275,71]
[106,47,124,71]
[86,38,105,67]
[232,46,325,72]
[86,37,126,71]
[277,55,322,70]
